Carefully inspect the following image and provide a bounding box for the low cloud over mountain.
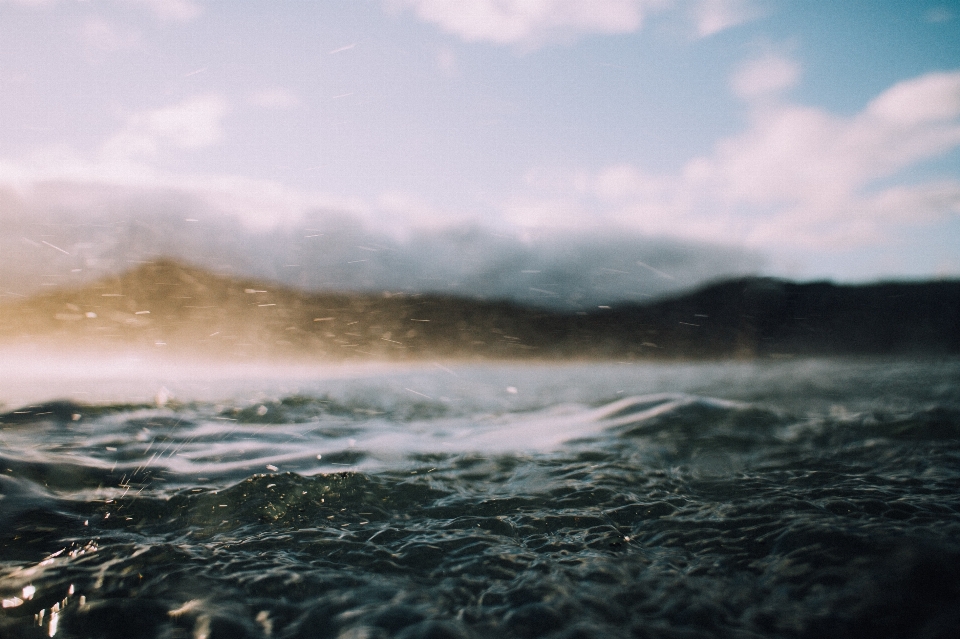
[0,185,762,309]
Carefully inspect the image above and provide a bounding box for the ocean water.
[1,357,959,639]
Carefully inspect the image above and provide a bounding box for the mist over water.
[2,357,959,638]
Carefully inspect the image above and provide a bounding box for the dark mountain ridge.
[595,277,960,358]
[1,259,957,360]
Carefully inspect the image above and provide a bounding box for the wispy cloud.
[690,0,762,37]
[391,0,646,46]
[328,43,357,54]
[0,91,361,232]
[100,95,228,163]
[389,0,759,48]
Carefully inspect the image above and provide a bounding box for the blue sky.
[1,0,958,306]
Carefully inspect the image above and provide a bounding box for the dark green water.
[2,359,960,638]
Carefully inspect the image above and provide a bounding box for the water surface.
[2,358,959,638]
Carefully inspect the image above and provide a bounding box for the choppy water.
[2,358,960,639]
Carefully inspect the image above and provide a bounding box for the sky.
[1,0,958,308]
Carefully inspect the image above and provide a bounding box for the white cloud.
[391,0,648,46]
[690,0,761,37]
[0,92,331,232]
[0,91,369,233]
[390,0,757,47]
[509,64,960,251]
[100,95,227,163]
[866,71,960,126]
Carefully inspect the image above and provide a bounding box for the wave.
[3,362,960,638]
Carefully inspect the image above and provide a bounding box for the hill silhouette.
[1,259,957,360]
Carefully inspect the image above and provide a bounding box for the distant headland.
[1,259,957,360]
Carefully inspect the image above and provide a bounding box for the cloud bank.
[0,181,762,308]
[0,175,762,310]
